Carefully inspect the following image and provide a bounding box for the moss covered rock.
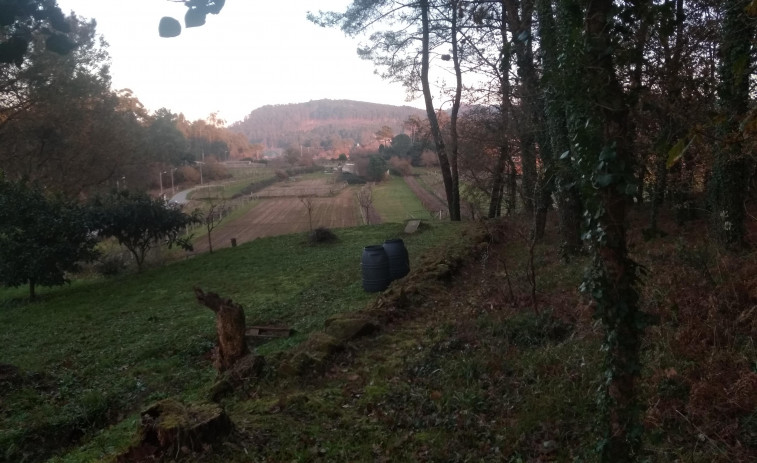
[323,315,380,342]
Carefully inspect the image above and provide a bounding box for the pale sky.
[56,0,425,124]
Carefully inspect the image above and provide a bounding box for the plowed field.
[192,184,362,253]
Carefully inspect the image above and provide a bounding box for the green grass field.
[372,174,433,222]
[0,221,463,462]
[187,166,276,201]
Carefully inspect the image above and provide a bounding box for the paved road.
[170,186,208,204]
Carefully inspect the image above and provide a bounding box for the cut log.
[194,287,249,372]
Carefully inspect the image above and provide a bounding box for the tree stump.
[194,287,249,372]
[117,399,232,462]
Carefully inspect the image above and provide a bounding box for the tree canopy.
[90,190,199,271]
[0,0,76,65]
[0,174,98,299]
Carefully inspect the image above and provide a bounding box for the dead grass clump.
[308,227,338,244]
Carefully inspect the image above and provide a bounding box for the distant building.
[342,162,357,175]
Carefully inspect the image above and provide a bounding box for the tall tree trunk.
[536,0,582,255]
[488,147,506,218]
[505,157,518,214]
[707,0,754,247]
[448,1,463,221]
[648,133,670,235]
[420,0,460,221]
[647,0,687,235]
[503,0,539,216]
[533,173,553,241]
[580,0,648,460]
[533,101,555,241]
[29,277,36,301]
[490,10,513,219]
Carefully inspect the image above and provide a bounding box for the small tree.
[365,155,388,182]
[375,125,394,146]
[0,176,98,300]
[299,195,316,231]
[201,193,229,254]
[91,190,198,271]
[283,146,301,166]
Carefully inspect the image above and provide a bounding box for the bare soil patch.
[253,178,346,198]
[191,185,362,253]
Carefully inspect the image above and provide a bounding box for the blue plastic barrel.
[383,238,410,281]
[361,245,391,292]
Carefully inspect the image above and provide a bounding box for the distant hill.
[228,99,426,153]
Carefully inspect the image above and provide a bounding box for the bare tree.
[299,195,316,231]
[200,190,229,254]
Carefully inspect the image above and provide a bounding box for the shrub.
[308,227,338,244]
[389,156,413,176]
[95,253,128,277]
[339,172,366,185]
[203,162,231,181]
[176,165,200,184]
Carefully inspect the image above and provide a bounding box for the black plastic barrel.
[383,238,410,281]
[361,245,391,292]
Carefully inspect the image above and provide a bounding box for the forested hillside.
[229,99,425,151]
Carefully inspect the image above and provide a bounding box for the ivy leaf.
[159,17,181,37]
[747,0,757,17]
[665,136,695,169]
[599,147,616,161]
[595,174,615,187]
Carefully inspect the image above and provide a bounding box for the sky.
[55,0,425,124]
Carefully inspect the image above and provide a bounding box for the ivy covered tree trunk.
[707,0,754,247]
[571,0,648,460]
[536,0,583,256]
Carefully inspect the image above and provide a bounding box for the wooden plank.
[245,325,294,338]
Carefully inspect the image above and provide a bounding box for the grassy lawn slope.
[0,222,463,462]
